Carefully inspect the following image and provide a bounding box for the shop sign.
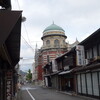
[6,80,12,100]
[6,71,12,100]
[76,45,85,66]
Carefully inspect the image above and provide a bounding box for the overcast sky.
[11,0,100,71]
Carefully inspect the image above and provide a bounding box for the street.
[17,84,96,100]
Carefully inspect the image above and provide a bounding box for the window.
[46,40,50,46]
[86,50,89,59]
[47,55,50,63]
[86,48,93,59]
[89,48,93,59]
[63,40,65,44]
[99,44,100,56]
[54,39,59,47]
[93,46,97,57]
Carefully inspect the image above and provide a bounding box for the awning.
[0,10,22,45]
[0,10,22,67]
[44,71,60,77]
[59,70,72,75]
[44,74,51,77]
[73,63,100,72]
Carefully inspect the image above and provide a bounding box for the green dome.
[43,23,65,32]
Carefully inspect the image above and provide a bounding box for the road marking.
[26,89,35,100]
[22,87,37,90]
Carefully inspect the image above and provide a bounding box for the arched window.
[54,39,59,46]
[46,40,50,46]
[63,40,65,44]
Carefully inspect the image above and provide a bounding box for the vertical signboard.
[76,45,85,66]
[6,71,13,100]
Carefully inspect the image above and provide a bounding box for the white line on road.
[26,89,36,100]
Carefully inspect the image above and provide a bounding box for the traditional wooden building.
[57,49,76,92]
[74,28,100,99]
[43,47,77,92]
[0,10,22,100]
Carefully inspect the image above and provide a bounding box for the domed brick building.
[34,23,69,84]
[41,23,68,66]
[34,23,79,85]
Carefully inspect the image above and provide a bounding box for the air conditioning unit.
[84,59,89,65]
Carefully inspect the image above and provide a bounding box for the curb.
[57,91,98,100]
[42,86,98,100]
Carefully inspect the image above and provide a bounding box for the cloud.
[14,0,100,44]
[11,0,100,71]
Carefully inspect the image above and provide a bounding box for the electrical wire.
[15,0,35,66]
[21,35,34,52]
[16,0,32,46]
[15,0,40,59]
[16,0,20,10]
[23,23,31,44]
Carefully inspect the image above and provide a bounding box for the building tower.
[41,23,68,66]
[34,23,68,85]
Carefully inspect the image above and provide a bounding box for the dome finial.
[43,22,65,32]
[76,37,77,41]
[52,21,54,24]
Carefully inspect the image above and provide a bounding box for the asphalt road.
[17,84,97,100]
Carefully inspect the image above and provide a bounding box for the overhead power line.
[16,0,20,9]
[21,58,34,60]
[21,35,34,52]
[23,23,31,44]
[15,0,37,53]
[15,0,31,44]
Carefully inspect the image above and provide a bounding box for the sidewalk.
[42,86,98,100]
[15,90,22,100]
[58,91,98,100]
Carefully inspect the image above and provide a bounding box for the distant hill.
[19,70,27,77]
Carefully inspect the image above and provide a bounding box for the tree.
[26,69,32,82]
